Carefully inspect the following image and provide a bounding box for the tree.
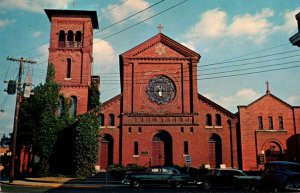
[0,134,11,147]
[17,63,101,177]
[74,107,100,178]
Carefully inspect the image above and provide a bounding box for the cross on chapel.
[157,24,163,33]
[265,81,270,94]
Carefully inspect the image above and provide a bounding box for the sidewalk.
[0,175,124,188]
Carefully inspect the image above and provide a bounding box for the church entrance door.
[209,134,222,168]
[100,135,113,170]
[152,131,173,166]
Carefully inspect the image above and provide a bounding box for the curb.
[1,180,126,189]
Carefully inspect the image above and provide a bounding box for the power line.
[199,50,300,68]
[98,0,165,32]
[75,60,300,84]
[98,0,130,17]
[25,0,167,63]
[34,0,189,67]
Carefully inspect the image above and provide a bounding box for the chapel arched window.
[206,114,212,126]
[109,113,115,126]
[99,113,104,126]
[70,96,77,117]
[58,96,65,117]
[215,114,222,126]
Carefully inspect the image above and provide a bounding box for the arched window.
[99,113,104,126]
[75,31,82,47]
[278,116,284,130]
[67,30,74,47]
[109,113,115,126]
[268,116,273,130]
[206,114,212,126]
[215,114,222,126]
[70,96,77,117]
[58,96,65,117]
[67,58,71,78]
[184,141,189,154]
[58,30,65,47]
[134,141,139,155]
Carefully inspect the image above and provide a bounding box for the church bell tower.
[45,9,99,115]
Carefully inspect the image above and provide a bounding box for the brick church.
[45,9,300,172]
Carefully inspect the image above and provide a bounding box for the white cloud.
[274,8,300,34]
[187,8,227,40]
[203,88,261,112]
[37,44,49,60]
[181,41,196,51]
[33,31,42,37]
[286,96,300,105]
[186,8,275,44]
[228,8,274,44]
[0,0,69,13]
[93,39,117,74]
[0,19,15,30]
[102,0,154,25]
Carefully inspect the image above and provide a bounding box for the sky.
[0,0,300,137]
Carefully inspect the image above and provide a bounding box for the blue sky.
[0,0,300,137]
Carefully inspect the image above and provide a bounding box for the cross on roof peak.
[265,81,270,94]
[157,24,163,33]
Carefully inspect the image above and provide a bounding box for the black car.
[122,166,194,188]
[259,161,300,192]
[196,168,257,190]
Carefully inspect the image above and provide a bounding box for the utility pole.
[6,57,36,183]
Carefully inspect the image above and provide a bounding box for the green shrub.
[107,164,127,180]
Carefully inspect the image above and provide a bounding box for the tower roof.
[44,9,99,29]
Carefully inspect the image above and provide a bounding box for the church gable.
[134,42,184,58]
[242,93,292,110]
[101,94,122,111]
[121,33,200,60]
[198,94,236,118]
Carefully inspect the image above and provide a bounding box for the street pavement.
[0,175,125,189]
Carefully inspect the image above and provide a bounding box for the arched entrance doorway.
[152,131,173,166]
[209,134,222,168]
[263,141,284,162]
[100,134,113,170]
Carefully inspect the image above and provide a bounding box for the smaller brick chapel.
[45,9,300,171]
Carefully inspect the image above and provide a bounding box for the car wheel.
[132,180,140,188]
[241,183,250,190]
[202,181,212,190]
[174,181,182,188]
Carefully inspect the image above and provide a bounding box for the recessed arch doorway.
[151,130,173,166]
[209,134,222,168]
[100,134,113,170]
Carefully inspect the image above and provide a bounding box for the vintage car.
[122,166,194,188]
[259,161,300,192]
[196,168,257,190]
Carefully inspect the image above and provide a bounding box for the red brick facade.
[238,91,300,171]
[45,10,299,171]
[98,33,240,170]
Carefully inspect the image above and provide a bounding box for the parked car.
[259,161,300,192]
[196,168,257,190]
[122,166,194,188]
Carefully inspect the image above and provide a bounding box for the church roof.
[120,32,200,60]
[101,94,122,108]
[198,93,236,118]
[44,9,99,29]
[238,92,293,109]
